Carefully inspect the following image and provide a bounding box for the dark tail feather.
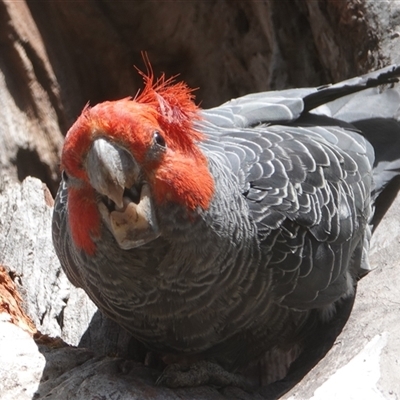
[303,65,400,113]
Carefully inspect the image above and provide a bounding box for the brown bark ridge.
[1,1,400,399]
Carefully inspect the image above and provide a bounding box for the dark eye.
[153,131,166,148]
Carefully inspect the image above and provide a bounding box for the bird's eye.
[153,131,166,148]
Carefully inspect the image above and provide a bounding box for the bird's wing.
[312,86,400,200]
[203,64,400,128]
[197,66,400,311]
[200,118,374,310]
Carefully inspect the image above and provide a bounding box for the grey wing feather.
[200,66,400,311]
[202,65,400,128]
[203,91,309,128]
[200,121,373,309]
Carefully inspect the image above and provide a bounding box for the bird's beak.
[86,137,139,208]
[86,138,160,249]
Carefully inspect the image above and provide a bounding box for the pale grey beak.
[86,138,160,249]
[86,138,140,209]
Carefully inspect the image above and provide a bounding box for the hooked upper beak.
[86,138,140,209]
[85,138,160,249]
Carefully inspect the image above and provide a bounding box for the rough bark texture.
[1,1,400,399]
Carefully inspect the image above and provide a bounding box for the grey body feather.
[53,66,400,372]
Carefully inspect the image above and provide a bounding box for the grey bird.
[52,65,400,389]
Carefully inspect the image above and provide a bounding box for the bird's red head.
[61,67,215,255]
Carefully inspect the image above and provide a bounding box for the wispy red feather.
[62,56,214,254]
[134,55,204,156]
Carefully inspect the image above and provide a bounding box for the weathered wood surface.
[1,1,400,399]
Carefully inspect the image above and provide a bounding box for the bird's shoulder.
[200,111,373,236]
